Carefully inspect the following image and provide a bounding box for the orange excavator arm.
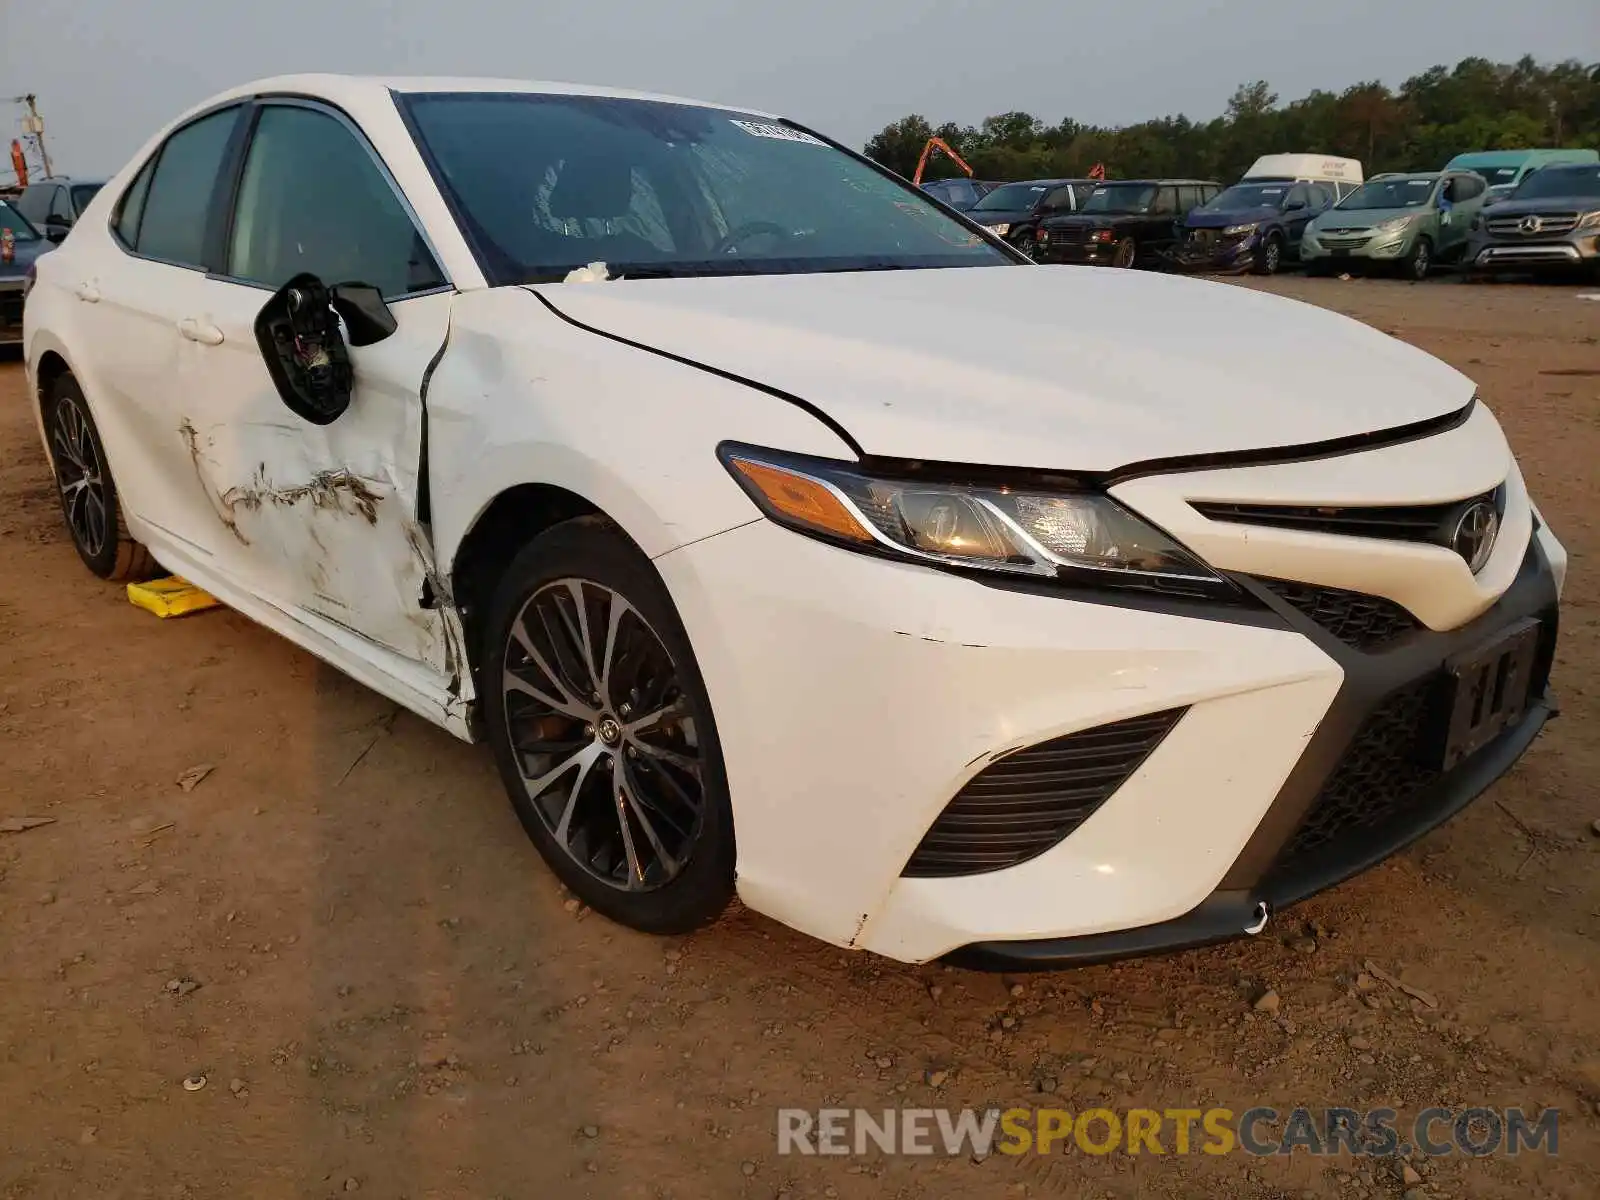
[911,137,975,186]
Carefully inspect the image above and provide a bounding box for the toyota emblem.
[1518,214,1543,235]
[1451,501,1500,573]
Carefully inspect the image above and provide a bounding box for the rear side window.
[135,106,240,268]
[1151,188,1177,215]
[114,159,156,247]
[1176,185,1201,211]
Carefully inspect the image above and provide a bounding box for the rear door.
[173,98,461,680]
[64,105,246,554]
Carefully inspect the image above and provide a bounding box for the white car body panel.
[20,74,1569,965]
[659,518,1344,955]
[538,266,1476,471]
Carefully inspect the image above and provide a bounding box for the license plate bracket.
[1433,618,1541,771]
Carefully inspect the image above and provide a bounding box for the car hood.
[1186,206,1280,228]
[1313,206,1423,229]
[0,236,51,279]
[531,266,1474,472]
[1482,196,1600,216]
[971,209,1030,226]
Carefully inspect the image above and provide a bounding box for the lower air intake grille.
[1193,490,1499,544]
[1273,680,1440,867]
[1262,579,1421,650]
[901,708,1187,878]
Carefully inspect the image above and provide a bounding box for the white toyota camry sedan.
[24,76,1567,968]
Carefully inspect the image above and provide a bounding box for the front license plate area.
[1330,248,1351,258]
[1434,618,1540,771]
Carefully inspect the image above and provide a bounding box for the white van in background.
[1241,154,1365,200]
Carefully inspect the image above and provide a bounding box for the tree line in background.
[864,57,1600,185]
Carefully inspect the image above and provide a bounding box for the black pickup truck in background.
[1032,179,1221,268]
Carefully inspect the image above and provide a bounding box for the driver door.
[172,99,460,683]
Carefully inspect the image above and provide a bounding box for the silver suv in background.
[1466,164,1600,279]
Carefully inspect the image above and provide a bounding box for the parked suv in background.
[967,178,1097,256]
[1033,179,1221,268]
[13,177,107,243]
[1175,180,1336,275]
[1,197,55,345]
[1301,171,1487,280]
[1465,163,1600,279]
[919,177,1001,211]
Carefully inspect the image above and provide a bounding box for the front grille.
[1046,225,1092,245]
[1261,579,1421,650]
[1273,680,1439,866]
[1485,211,1580,238]
[902,708,1186,878]
[1320,235,1372,250]
[1192,490,1499,544]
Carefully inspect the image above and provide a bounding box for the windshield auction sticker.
[729,120,826,146]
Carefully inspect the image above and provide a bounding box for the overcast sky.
[4,0,1597,177]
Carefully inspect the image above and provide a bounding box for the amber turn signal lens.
[730,458,872,543]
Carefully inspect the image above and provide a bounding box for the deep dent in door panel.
[173,312,472,711]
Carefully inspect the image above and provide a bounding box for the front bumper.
[1469,235,1599,271]
[1302,229,1414,264]
[952,530,1560,969]
[1171,230,1259,273]
[658,453,1563,966]
[1036,239,1118,266]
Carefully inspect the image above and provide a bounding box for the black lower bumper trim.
[944,695,1554,972]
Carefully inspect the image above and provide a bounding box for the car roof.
[198,74,778,119]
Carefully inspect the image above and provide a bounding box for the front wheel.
[1402,237,1432,282]
[1111,238,1138,269]
[481,517,735,934]
[1253,233,1284,276]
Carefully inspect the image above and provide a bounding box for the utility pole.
[12,94,54,179]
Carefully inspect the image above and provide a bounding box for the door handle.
[178,317,224,346]
[75,281,101,303]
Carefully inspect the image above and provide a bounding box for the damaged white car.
[24,76,1567,967]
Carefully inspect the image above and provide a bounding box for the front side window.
[1042,185,1077,210]
[1306,184,1333,209]
[48,186,73,223]
[1453,175,1485,201]
[136,106,241,267]
[227,104,445,297]
[403,93,1011,283]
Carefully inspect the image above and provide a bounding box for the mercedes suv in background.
[1465,163,1600,279]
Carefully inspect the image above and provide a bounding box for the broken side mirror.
[254,273,355,426]
[329,282,398,347]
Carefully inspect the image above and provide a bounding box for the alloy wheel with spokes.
[52,391,110,562]
[501,578,706,894]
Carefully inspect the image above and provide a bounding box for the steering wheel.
[712,221,789,256]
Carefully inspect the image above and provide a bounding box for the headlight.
[1223,223,1259,235]
[1575,210,1600,231]
[719,444,1233,596]
[989,222,1011,237]
[1375,214,1415,233]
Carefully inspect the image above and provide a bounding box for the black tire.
[1253,232,1284,276]
[1011,231,1035,260]
[480,516,735,934]
[1112,237,1137,269]
[46,373,156,581]
[1402,237,1432,282]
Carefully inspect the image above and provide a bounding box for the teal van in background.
[1444,148,1599,190]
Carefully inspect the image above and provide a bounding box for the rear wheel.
[46,374,156,581]
[1112,237,1137,269]
[481,518,735,934]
